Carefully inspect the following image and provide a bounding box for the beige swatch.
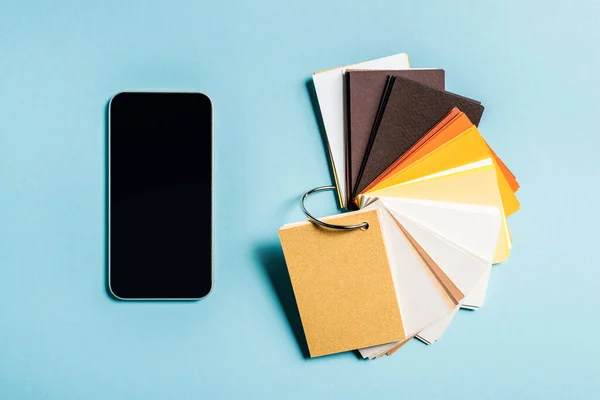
[395,220,464,304]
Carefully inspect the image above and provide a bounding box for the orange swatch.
[365,126,520,217]
[358,108,520,198]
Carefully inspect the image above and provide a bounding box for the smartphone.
[108,92,213,300]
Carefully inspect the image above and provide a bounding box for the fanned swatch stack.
[278,53,520,359]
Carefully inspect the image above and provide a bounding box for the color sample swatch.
[278,210,406,357]
[346,69,445,202]
[278,54,521,359]
[355,76,485,195]
[312,53,410,208]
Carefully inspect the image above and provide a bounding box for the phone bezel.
[107,91,214,301]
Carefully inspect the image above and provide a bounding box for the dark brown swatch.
[346,69,445,201]
[355,77,485,195]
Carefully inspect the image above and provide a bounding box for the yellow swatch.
[366,126,520,217]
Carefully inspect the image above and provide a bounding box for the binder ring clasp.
[300,186,369,231]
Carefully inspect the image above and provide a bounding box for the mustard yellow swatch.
[278,210,405,357]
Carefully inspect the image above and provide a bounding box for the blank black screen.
[109,92,212,299]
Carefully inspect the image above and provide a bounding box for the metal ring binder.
[300,186,369,231]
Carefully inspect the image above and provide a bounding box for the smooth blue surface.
[1,0,598,398]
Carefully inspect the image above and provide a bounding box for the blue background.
[0,0,598,398]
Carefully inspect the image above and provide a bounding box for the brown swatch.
[346,69,445,202]
[360,108,463,196]
[355,77,485,194]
